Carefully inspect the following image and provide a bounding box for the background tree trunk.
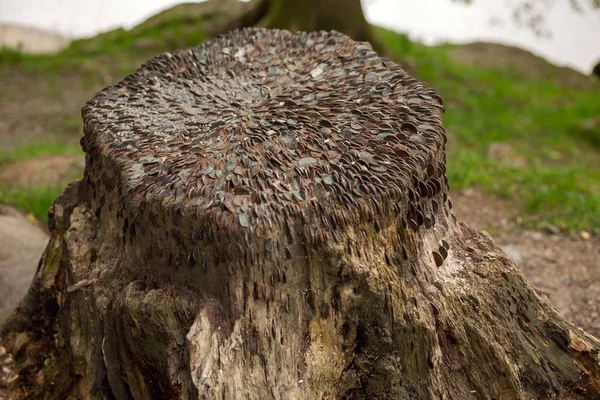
[260,0,375,43]
[1,28,599,400]
[129,0,380,51]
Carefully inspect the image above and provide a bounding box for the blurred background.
[0,0,599,331]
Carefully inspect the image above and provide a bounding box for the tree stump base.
[1,28,599,399]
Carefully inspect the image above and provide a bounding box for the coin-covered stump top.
[81,28,449,270]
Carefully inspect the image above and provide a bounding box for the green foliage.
[0,139,82,167]
[0,46,27,63]
[0,184,64,224]
[0,140,83,223]
[377,27,600,232]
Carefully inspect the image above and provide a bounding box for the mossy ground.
[0,16,598,232]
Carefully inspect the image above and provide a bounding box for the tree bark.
[1,28,599,400]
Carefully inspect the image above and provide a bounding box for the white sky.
[1,0,599,73]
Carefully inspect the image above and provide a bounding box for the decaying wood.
[1,28,599,399]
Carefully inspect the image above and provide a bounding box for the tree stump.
[1,28,599,399]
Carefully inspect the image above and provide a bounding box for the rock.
[580,231,591,241]
[580,116,600,131]
[0,204,48,323]
[542,222,561,235]
[501,244,523,265]
[528,230,544,241]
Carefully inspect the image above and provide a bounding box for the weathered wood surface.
[1,28,599,399]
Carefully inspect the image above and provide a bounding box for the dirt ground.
[0,154,84,188]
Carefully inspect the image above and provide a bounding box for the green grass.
[377,27,600,233]
[0,184,65,224]
[0,138,82,167]
[0,18,599,233]
[0,140,83,223]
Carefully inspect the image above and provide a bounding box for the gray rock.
[542,222,561,235]
[501,244,523,265]
[0,204,48,323]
